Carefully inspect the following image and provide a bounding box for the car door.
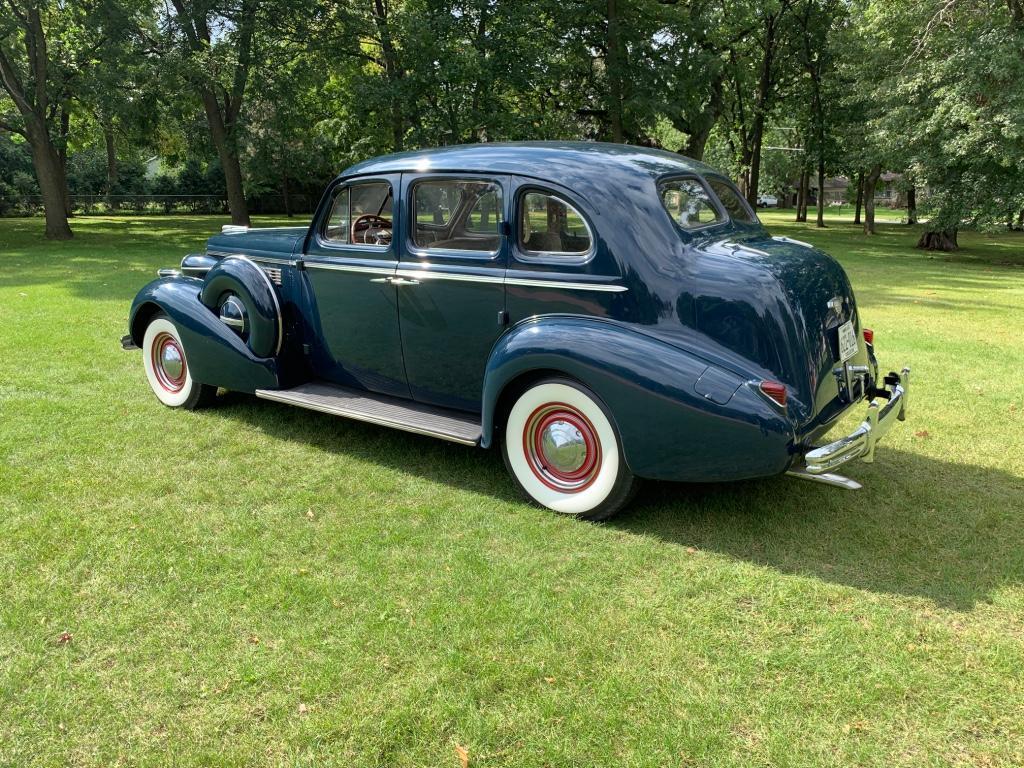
[395,173,510,412]
[303,174,409,398]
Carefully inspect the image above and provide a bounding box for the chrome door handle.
[391,277,420,285]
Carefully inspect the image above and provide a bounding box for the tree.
[0,1,79,238]
[163,0,263,225]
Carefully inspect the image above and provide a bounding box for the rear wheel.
[142,314,217,409]
[502,378,636,521]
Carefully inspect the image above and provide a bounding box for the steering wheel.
[351,214,393,245]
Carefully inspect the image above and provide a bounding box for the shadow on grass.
[219,393,1023,612]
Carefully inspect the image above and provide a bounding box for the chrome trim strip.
[222,224,249,234]
[254,390,480,446]
[207,250,298,267]
[222,254,284,356]
[157,268,180,278]
[773,235,814,249]
[505,276,628,292]
[250,256,297,266]
[304,260,627,291]
[396,268,502,285]
[305,261,395,276]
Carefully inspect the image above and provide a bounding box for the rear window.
[660,179,723,230]
[708,178,757,224]
[518,191,592,258]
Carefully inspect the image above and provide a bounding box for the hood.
[205,226,308,261]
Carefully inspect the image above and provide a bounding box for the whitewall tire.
[142,314,216,409]
[502,378,636,521]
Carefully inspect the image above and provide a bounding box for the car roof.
[339,141,722,186]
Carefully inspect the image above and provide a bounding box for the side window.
[518,191,592,258]
[412,179,503,253]
[324,187,351,243]
[707,178,757,223]
[323,181,393,246]
[660,179,723,230]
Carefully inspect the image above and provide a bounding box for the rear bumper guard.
[800,366,910,475]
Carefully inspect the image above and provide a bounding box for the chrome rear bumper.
[801,367,910,475]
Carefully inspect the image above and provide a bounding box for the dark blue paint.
[129,278,278,391]
[128,142,877,483]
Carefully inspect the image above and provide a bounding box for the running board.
[254,381,481,446]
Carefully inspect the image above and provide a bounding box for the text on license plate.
[837,320,858,361]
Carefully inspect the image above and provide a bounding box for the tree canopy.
[1,0,1021,247]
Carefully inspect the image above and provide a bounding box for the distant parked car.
[124,142,909,520]
[757,194,779,208]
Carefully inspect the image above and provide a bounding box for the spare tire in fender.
[199,255,282,358]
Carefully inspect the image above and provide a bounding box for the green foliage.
[2,212,1024,764]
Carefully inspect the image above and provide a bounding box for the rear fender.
[129,277,278,392]
[482,316,795,482]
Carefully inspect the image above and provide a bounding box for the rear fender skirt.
[481,316,795,482]
[129,277,278,392]
[199,255,282,358]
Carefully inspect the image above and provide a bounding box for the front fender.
[482,316,795,482]
[129,277,278,392]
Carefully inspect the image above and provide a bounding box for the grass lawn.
[1,209,1023,767]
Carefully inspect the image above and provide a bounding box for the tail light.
[863,328,874,345]
[759,380,787,408]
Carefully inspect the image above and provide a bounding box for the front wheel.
[142,314,217,409]
[502,378,636,521]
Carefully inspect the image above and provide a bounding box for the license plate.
[837,320,858,362]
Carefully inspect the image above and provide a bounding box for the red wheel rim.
[151,331,186,393]
[522,402,602,492]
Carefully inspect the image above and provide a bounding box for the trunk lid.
[707,233,869,433]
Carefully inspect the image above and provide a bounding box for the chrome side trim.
[222,224,249,234]
[254,390,480,446]
[309,261,627,291]
[773,235,814,249]
[305,261,395,276]
[207,250,298,267]
[396,268,502,285]
[505,276,628,292]
[222,254,284,357]
[249,256,297,266]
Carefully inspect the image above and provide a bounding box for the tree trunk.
[906,186,917,225]
[854,171,864,224]
[58,105,72,217]
[816,159,826,228]
[24,120,72,240]
[282,173,291,218]
[796,170,809,222]
[863,163,882,235]
[917,228,958,250]
[746,12,781,208]
[606,0,624,143]
[104,122,119,212]
[200,89,250,226]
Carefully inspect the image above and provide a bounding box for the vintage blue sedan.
[125,142,909,520]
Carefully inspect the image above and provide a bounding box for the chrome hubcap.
[540,420,588,474]
[160,343,184,381]
[150,331,187,393]
[523,403,602,493]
